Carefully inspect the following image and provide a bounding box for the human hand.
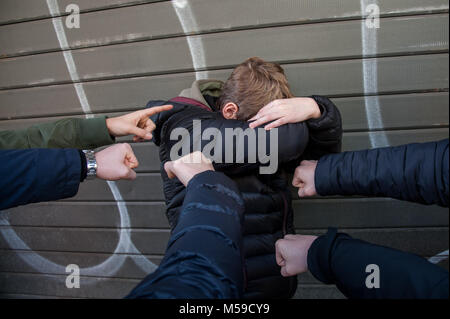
[95,143,138,180]
[164,151,214,186]
[106,105,173,142]
[248,98,321,130]
[292,160,318,197]
[275,234,318,276]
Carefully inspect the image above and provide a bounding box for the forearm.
[167,115,309,175]
[308,228,449,299]
[0,149,83,210]
[0,117,114,150]
[167,171,245,292]
[315,140,449,206]
[126,170,245,299]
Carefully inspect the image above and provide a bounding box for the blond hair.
[217,57,293,120]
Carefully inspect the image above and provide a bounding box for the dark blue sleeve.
[308,228,449,299]
[126,170,245,299]
[0,149,82,210]
[315,139,449,207]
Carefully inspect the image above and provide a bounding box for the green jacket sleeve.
[0,116,115,150]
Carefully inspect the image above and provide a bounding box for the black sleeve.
[308,228,449,299]
[126,170,245,299]
[315,139,449,207]
[0,149,82,210]
[152,101,310,175]
[301,95,343,160]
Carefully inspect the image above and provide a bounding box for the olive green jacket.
[0,116,114,150]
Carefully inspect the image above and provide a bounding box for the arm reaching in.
[149,101,310,175]
[0,143,139,210]
[293,139,449,207]
[275,230,449,299]
[126,152,245,299]
[249,95,343,160]
[164,151,214,186]
[0,105,173,150]
[248,97,321,130]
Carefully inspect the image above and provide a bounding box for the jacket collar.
[171,80,224,111]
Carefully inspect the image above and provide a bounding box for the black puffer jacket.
[147,86,342,298]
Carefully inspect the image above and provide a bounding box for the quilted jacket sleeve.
[308,228,449,299]
[315,139,449,207]
[126,170,245,299]
[301,95,343,160]
[0,148,82,210]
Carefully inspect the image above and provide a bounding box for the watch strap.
[83,150,97,180]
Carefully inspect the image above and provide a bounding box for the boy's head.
[217,57,293,120]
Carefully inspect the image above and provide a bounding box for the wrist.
[308,98,321,119]
[105,118,114,136]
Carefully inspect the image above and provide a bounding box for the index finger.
[140,104,173,118]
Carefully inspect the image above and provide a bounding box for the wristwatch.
[83,150,97,180]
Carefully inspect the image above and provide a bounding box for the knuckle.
[275,240,281,249]
[275,239,284,250]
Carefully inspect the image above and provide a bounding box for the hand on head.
[292,160,318,198]
[248,98,321,130]
[95,143,138,181]
[164,151,215,186]
[275,234,318,277]
[106,105,173,142]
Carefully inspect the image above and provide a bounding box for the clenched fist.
[292,160,318,198]
[275,234,318,277]
[95,143,138,181]
[164,151,214,186]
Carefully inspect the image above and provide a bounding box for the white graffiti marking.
[360,0,389,148]
[172,0,208,80]
[47,0,92,118]
[0,181,157,281]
